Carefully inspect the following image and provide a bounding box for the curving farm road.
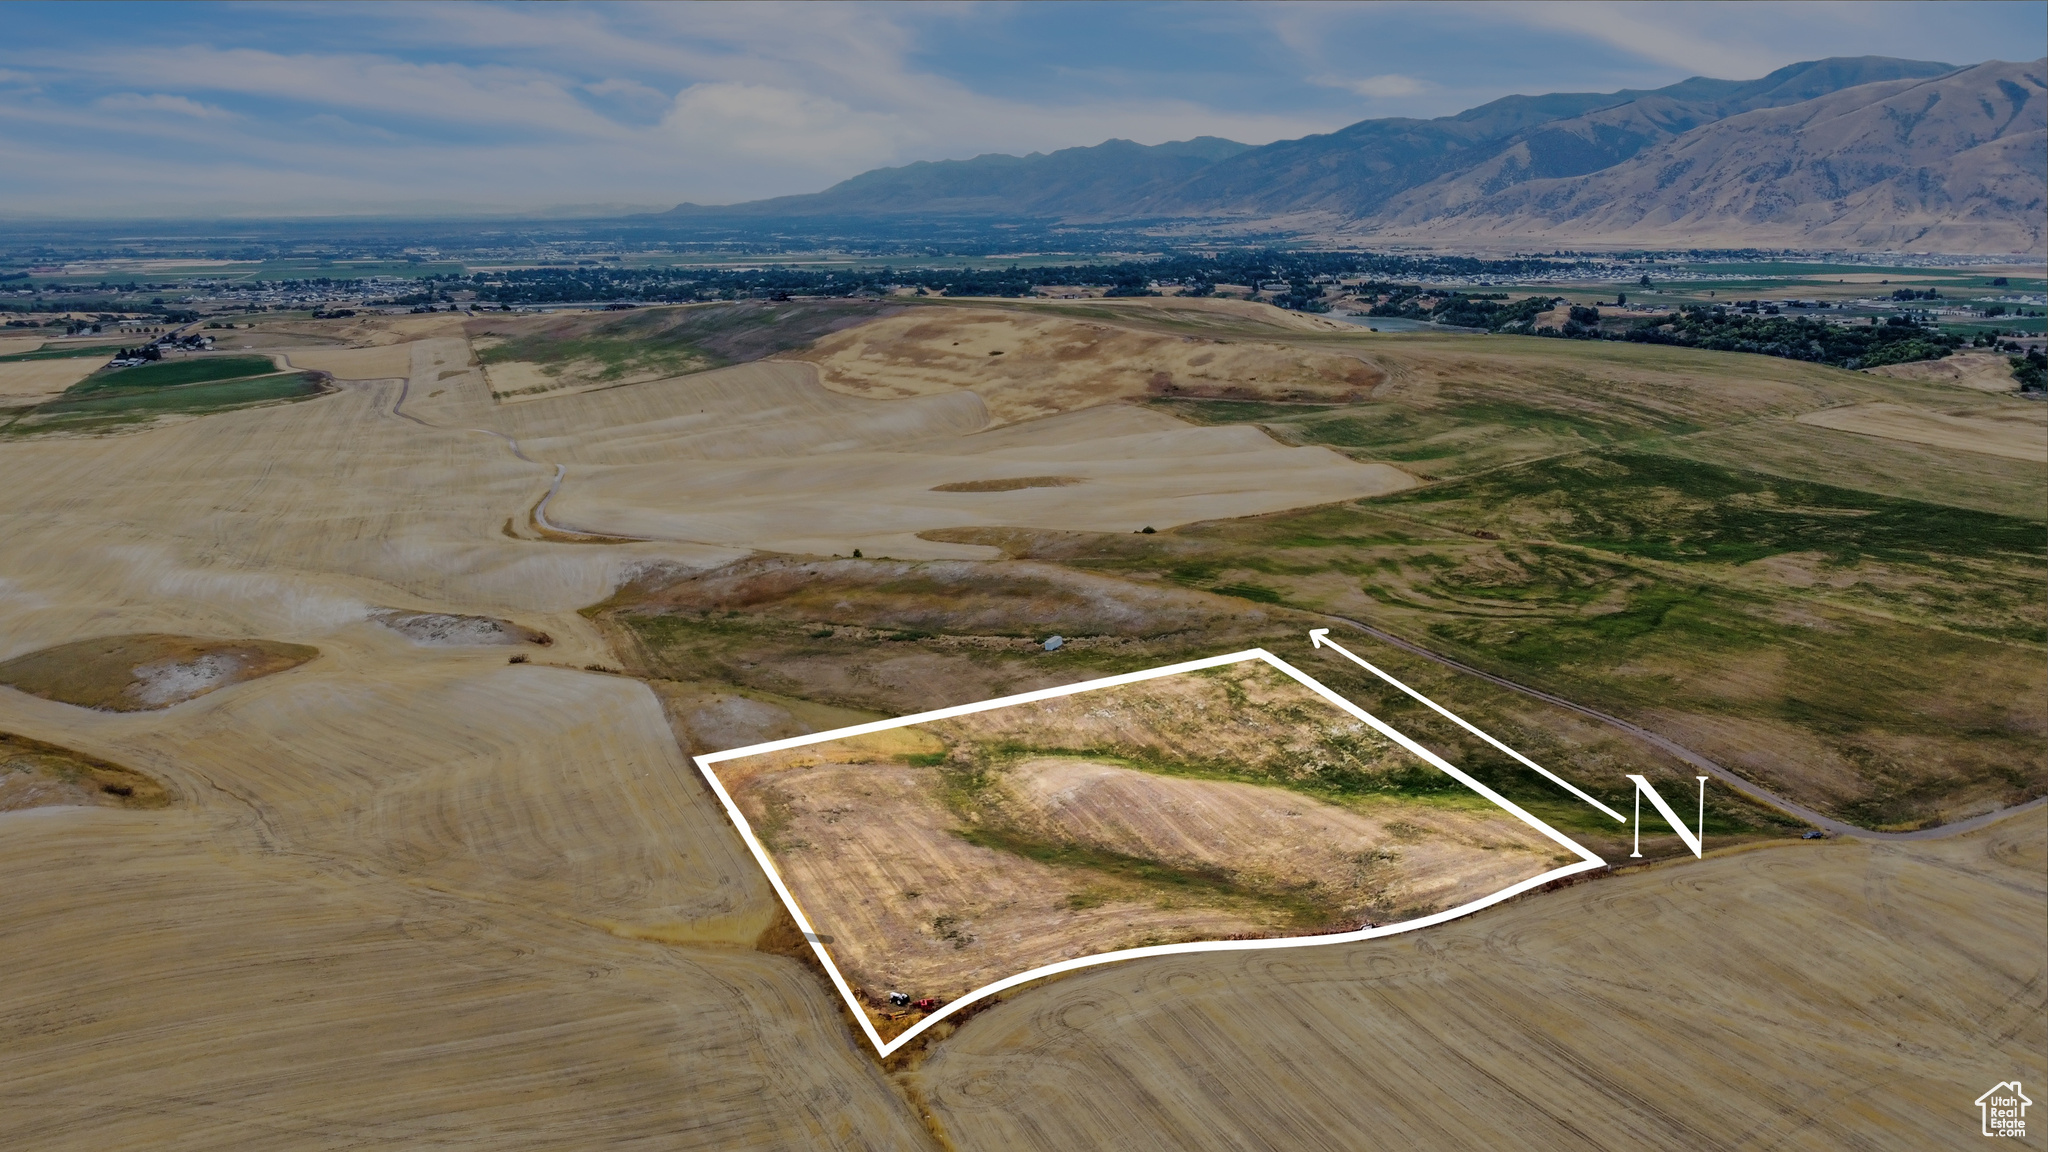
[375,364,650,541]
[1317,613,2046,841]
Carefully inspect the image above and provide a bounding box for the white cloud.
[1507,3,1774,78]
[662,82,914,167]
[0,4,1368,214]
[95,92,235,119]
[581,76,671,119]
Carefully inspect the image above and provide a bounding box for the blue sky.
[1,1,2040,217]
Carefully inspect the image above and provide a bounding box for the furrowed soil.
[915,808,2046,1151]
[0,296,2036,1149]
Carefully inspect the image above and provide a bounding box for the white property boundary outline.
[694,645,1607,1057]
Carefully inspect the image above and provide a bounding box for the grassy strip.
[0,343,126,363]
[974,740,1472,808]
[1150,394,1691,472]
[474,301,891,386]
[1389,449,2047,563]
[72,355,280,392]
[5,372,326,436]
[952,825,1333,929]
[477,332,714,383]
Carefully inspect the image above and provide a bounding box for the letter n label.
[1625,774,1709,859]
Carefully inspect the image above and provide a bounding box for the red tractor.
[912,998,941,1012]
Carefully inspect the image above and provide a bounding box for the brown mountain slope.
[1360,59,2047,254]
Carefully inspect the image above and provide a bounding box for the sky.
[1,0,2040,218]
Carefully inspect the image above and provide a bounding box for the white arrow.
[1309,628,1627,823]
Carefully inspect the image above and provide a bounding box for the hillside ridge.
[660,56,2048,253]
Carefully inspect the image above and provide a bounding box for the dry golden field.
[0,356,102,404]
[798,305,1382,424]
[1794,400,2047,462]
[1866,349,2033,392]
[915,808,2046,1150]
[0,299,2039,1149]
[708,660,1571,1034]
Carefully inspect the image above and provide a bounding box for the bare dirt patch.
[1864,350,2023,392]
[370,609,551,647]
[0,730,170,811]
[737,757,1268,1028]
[0,634,318,711]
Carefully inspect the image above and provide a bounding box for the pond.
[1329,313,1487,334]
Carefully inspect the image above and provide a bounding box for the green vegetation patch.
[5,363,326,436]
[1621,308,1962,369]
[73,355,282,392]
[0,342,126,363]
[1147,398,1341,425]
[979,739,1470,806]
[954,825,1332,928]
[965,442,2040,827]
[472,299,897,384]
[1151,390,1694,476]
[1388,450,2047,565]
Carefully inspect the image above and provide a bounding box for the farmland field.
[703,656,1584,1041]
[0,295,2038,1150]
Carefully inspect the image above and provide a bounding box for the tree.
[2013,350,2046,392]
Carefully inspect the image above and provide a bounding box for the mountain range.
[663,56,2046,254]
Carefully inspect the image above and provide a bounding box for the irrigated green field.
[3,354,329,435]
